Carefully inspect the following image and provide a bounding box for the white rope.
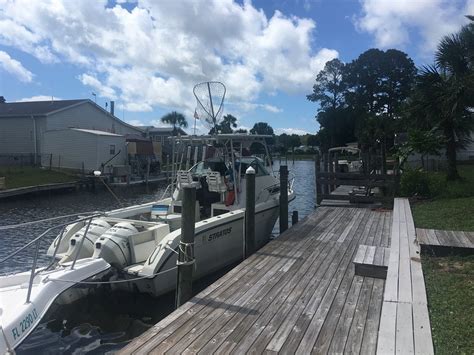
[47,266,178,284]
[177,241,195,266]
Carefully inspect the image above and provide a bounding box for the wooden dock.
[120,206,394,354]
[417,228,474,250]
[0,181,77,199]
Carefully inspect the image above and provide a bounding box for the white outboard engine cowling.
[60,219,111,264]
[47,221,85,259]
[92,222,138,268]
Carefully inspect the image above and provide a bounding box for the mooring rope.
[0,211,103,231]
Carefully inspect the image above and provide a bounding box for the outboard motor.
[92,222,138,268]
[59,219,111,264]
[47,221,85,259]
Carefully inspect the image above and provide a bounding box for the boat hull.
[0,258,110,353]
[119,200,281,297]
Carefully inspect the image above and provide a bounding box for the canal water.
[0,160,315,354]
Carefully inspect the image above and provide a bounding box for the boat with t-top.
[0,133,295,353]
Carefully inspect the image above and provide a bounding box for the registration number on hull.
[11,308,38,340]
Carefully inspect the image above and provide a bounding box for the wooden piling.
[279,165,288,234]
[292,211,299,225]
[176,186,196,308]
[322,153,329,196]
[245,166,256,257]
[315,153,322,205]
[329,153,335,192]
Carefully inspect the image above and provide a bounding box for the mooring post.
[279,165,289,234]
[315,153,322,205]
[245,166,256,258]
[323,153,329,197]
[176,186,196,308]
[292,211,299,225]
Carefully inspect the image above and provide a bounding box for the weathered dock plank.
[377,198,434,355]
[119,206,393,355]
[417,227,474,249]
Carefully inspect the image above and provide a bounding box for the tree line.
[307,17,474,180]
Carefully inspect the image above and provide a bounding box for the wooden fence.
[314,153,399,206]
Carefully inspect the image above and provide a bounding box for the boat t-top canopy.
[169,133,272,145]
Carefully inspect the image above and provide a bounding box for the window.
[110,144,116,155]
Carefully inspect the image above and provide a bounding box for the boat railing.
[0,212,103,303]
[273,171,296,190]
[160,183,173,200]
[257,173,295,203]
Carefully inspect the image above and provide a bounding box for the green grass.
[0,166,76,189]
[422,255,474,355]
[410,164,474,354]
[412,197,474,231]
[411,164,474,231]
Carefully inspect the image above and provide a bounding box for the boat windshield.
[189,160,227,176]
[238,157,269,177]
[189,157,269,177]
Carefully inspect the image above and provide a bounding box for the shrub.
[400,169,446,198]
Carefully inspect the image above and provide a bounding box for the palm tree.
[208,114,238,134]
[409,18,474,180]
[160,111,188,135]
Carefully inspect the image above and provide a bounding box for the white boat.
[0,134,295,353]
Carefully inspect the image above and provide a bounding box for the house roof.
[0,98,144,134]
[145,126,188,135]
[0,99,87,117]
[71,128,123,137]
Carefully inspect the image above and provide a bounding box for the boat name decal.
[12,308,38,340]
[207,227,232,242]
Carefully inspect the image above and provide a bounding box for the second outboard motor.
[47,221,85,259]
[92,222,138,268]
[60,219,111,264]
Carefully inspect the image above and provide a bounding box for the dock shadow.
[254,250,302,261]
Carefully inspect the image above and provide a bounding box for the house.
[141,126,187,156]
[0,99,143,168]
[42,128,127,171]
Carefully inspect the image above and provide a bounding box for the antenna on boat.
[193,81,226,134]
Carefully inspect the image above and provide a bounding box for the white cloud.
[18,95,62,102]
[125,119,145,126]
[275,127,310,135]
[0,0,338,112]
[78,73,116,99]
[0,50,33,82]
[261,104,283,113]
[356,0,474,55]
[233,102,283,113]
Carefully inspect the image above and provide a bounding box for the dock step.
[353,244,389,279]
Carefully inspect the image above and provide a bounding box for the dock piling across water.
[279,165,288,233]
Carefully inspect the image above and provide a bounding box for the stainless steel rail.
[0,213,103,303]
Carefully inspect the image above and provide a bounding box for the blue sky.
[1,0,473,135]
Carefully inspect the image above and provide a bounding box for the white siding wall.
[47,102,142,136]
[96,135,128,174]
[42,130,126,171]
[0,117,35,154]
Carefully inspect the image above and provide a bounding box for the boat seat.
[177,170,200,188]
[206,171,227,201]
[124,263,144,275]
[128,232,156,264]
